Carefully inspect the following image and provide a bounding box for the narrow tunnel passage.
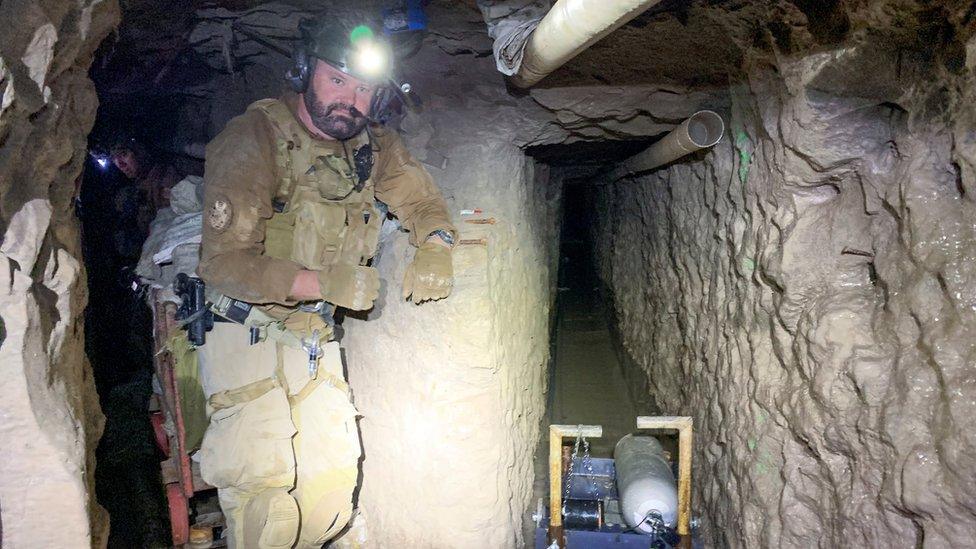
[3,1,975,547]
[549,182,651,458]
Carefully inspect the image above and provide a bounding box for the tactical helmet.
[290,18,393,88]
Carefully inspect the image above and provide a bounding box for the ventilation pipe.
[608,110,725,182]
[510,0,663,88]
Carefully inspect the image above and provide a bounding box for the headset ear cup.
[286,47,310,92]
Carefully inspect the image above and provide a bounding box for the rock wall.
[593,23,976,549]
[0,1,118,547]
[340,6,560,546]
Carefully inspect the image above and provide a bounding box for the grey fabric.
[477,0,550,76]
[137,176,205,289]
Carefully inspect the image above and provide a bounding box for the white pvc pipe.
[610,110,725,181]
[510,0,663,88]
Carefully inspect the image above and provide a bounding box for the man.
[111,138,181,213]
[196,18,456,548]
[109,138,181,260]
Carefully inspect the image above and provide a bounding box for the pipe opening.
[685,110,724,148]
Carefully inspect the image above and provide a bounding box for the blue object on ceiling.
[382,0,428,34]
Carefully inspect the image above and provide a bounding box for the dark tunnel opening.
[526,140,663,455]
[82,35,211,549]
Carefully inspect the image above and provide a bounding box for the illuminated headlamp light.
[89,151,111,169]
[351,42,390,79]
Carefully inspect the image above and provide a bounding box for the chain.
[581,435,592,476]
[562,425,585,516]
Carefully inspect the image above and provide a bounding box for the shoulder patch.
[207,198,233,232]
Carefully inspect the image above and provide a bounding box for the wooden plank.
[548,424,602,546]
[549,428,563,529]
[550,425,603,438]
[636,416,693,536]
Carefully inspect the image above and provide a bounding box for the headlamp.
[351,42,390,79]
[89,150,111,170]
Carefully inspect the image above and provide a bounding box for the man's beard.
[304,87,368,140]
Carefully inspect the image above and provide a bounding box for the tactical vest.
[252,98,383,270]
[209,99,383,347]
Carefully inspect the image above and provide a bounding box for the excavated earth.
[1,0,974,548]
[0,0,118,546]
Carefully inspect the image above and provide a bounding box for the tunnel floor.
[546,183,653,457]
[549,269,641,458]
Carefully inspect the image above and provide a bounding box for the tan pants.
[197,322,361,548]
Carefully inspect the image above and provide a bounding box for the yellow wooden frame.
[547,424,602,546]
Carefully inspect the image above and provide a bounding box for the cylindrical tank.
[614,434,678,532]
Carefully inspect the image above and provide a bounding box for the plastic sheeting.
[137,176,204,290]
[476,0,550,76]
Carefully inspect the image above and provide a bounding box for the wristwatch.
[427,229,455,247]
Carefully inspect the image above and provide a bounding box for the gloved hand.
[402,241,453,303]
[318,264,380,311]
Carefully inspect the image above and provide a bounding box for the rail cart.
[148,288,224,547]
[536,420,698,549]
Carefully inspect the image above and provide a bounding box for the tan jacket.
[199,95,454,306]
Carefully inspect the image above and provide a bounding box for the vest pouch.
[291,199,347,270]
[337,203,383,266]
[265,209,296,262]
[310,154,358,201]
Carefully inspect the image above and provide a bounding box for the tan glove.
[402,242,453,303]
[318,264,380,311]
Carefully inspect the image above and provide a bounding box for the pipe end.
[685,110,724,148]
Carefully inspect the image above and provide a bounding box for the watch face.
[433,230,454,245]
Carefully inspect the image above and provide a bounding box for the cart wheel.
[150,411,170,456]
[166,483,190,545]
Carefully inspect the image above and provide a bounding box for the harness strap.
[207,341,349,411]
[208,357,286,411]
[288,370,350,408]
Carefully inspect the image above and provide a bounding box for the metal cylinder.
[610,110,725,181]
[614,434,678,532]
[563,499,603,530]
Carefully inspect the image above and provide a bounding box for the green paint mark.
[735,130,752,184]
[742,257,755,272]
[735,130,749,147]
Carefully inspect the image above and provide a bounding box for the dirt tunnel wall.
[0,0,118,546]
[592,37,976,548]
[5,1,976,547]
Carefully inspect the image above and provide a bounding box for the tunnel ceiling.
[90,0,973,151]
[98,0,972,94]
[536,0,970,89]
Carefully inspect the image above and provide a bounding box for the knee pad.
[243,488,300,549]
[296,489,354,548]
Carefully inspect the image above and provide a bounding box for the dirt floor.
[549,255,643,459]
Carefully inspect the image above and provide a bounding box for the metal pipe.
[610,110,724,181]
[510,0,663,88]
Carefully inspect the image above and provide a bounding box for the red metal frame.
[150,288,195,545]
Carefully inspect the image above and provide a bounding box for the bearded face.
[303,86,368,140]
[302,60,375,140]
